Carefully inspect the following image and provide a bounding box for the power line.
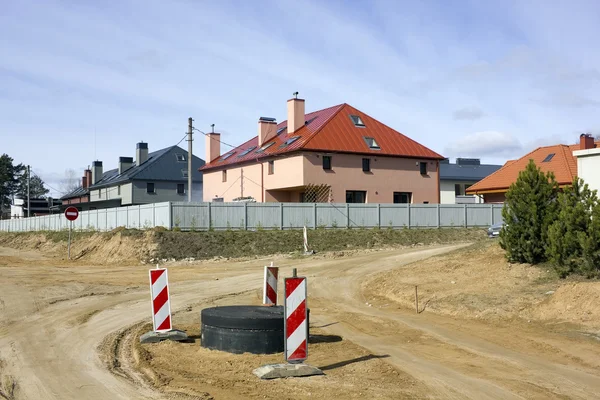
[192,127,238,149]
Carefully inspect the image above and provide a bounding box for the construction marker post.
[64,206,79,260]
[263,262,279,305]
[284,272,308,363]
[140,265,188,343]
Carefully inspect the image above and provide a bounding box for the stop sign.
[65,206,79,221]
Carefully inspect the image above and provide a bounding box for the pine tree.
[500,159,559,264]
[578,200,600,278]
[16,174,50,199]
[547,178,597,277]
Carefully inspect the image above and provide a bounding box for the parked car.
[488,222,504,238]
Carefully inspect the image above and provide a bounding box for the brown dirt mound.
[363,241,562,323]
[531,282,600,328]
[0,230,157,265]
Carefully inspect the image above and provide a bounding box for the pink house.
[200,96,444,204]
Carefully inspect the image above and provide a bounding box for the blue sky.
[2,0,599,197]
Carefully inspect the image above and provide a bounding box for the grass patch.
[154,228,486,261]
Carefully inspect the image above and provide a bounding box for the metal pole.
[292,268,297,278]
[187,117,193,203]
[68,220,72,260]
[27,165,30,218]
[415,285,419,314]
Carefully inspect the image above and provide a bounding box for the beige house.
[200,96,444,204]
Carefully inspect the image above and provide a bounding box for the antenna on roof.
[293,91,299,99]
[211,124,215,133]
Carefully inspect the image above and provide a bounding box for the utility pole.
[187,117,193,202]
[27,165,30,218]
[241,168,244,198]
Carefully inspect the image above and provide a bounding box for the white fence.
[0,202,504,232]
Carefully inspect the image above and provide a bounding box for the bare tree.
[60,169,80,194]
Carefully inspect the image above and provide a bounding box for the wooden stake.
[415,285,419,314]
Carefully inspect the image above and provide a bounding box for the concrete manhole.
[200,305,285,354]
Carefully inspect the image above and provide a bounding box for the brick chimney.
[206,132,221,162]
[91,161,103,184]
[84,169,91,189]
[580,133,595,150]
[258,117,277,147]
[136,142,149,166]
[118,156,134,174]
[287,95,305,135]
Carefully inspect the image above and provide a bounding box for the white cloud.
[445,131,523,158]
[453,107,485,120]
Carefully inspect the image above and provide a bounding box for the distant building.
[467,134,599,203]
[10,198,62,219]
[439,158,502,204]
[61,142,205,210]
[200,96,444,204]
[573,134,600,192]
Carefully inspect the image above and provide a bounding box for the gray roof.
[89,146,205,189]
[62,145,205,199]
[440,162,502,182]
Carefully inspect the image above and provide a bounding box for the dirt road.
[1,244,599,399]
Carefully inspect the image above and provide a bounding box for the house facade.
[61,142,205,210]
[439,158,502,204]
[573,134,600,192]
[201,97,444,204]
[467,134,598,203]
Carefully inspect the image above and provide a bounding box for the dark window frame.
[362,158,371,172]
[322,155,332,170]
[177,183,185,195]
[268,160,274,175]
[346,190,367,203]
[393,192,412,204]
[146,182,155,194]
[420,162,427,175]
[542,153,555,163]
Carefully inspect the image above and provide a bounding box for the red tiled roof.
[466,142,596,194]
[200,103,443,171]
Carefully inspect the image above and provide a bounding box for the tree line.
[500,159,600,278]
[0,153,50,215]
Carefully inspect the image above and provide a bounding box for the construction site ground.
[1,232,600,399]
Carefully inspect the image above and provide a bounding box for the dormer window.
[542,153,555,162]
[280,136,300,148]
[364,137,380,150]
[256,142,275,153]
[239,146,257,157]
[220,152,235,161]
[350,115,365,127]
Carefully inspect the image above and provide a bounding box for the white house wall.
[575,148,600,192]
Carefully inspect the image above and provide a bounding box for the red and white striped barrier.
[284,276,308,362]
[263,262,279,305]
[149,267,172,332]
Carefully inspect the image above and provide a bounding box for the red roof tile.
[200,103,443,171]
[466,142,596,194]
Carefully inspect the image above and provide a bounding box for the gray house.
[83,142,204,208]
[439,158,501,204]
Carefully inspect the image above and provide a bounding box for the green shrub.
[547,178,600,278]
[500,159,559,264]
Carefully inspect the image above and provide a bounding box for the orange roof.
[200,103,443,171]
[466,143,597,194]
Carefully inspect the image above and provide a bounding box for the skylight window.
[220,152,235,161]
[175,153,186,162]
[542,153,555,162]
[279,136,300,148]
[181,169,188,178]
[277,127,286,135]
[350,115,365,127]
[364,137,380,150]
[256,142,275,153]
[238,146,257,157]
